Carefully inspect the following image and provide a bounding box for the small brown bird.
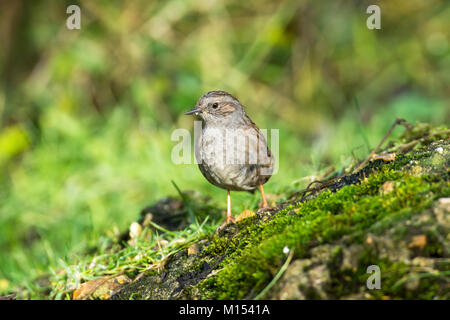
[185,90,274,224]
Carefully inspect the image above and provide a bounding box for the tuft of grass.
[17,215,218,299]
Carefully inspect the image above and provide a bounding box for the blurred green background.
[0,0,448,294]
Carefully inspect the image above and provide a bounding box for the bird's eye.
[212,103,218,109]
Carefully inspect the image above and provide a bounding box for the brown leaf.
[188,243,200,256]
[371,153,396,162]
[235,209,256,222]
[73,274,131,300]
[380,181,395,194]
[408,235,427,250]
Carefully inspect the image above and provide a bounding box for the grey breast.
[197,123,274,191]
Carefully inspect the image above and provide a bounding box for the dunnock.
[185,90,274,224]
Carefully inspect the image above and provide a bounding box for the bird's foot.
[227,215,236,223]
[217,216,235,230]
[259,196,270,209]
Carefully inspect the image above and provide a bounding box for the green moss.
[191,165,449,299]
[421,229,445,257]
[202,237,232,256]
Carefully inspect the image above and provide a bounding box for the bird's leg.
[226,189,235,223]
[258,184,269,208]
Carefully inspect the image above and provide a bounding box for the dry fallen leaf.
[73,274,131,300]
[188,243,200,256]
[408,235,427,250]
[235,209,256,222]
[371,153,396,162]
[380,181,395,194]
[129,222,142,240]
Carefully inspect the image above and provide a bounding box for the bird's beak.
[185,106,202,116]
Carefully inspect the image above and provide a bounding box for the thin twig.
[397,129,450,153]
[352,118,411,174]
[299,177,340,202]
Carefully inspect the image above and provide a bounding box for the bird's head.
[185,90,244,124]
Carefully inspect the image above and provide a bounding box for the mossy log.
[111,138,449,300]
